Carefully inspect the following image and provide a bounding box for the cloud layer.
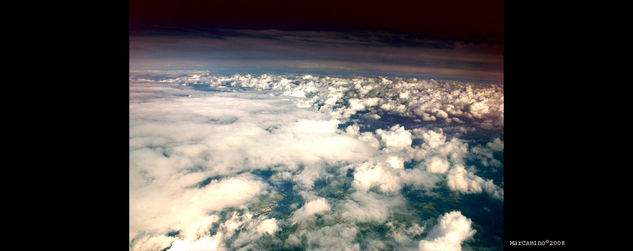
[130,29,503,82]
[129,71,503,250]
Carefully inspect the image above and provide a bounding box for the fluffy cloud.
[130,92,377,175]
[386,155,404,169]
[410,128,503,199]
[376,125,413,150]
[168,236,224,251]
[129,80,378,243]
[226,212,283,249]
[351,156,444,194]
[130,71,504,131]
[131,235,177,251]
[256,218,279,235]
[353,162,395,192]
[418,211,476,251]
[447,165,504,200]
[129,71,504,250]
[417,129,447,149]
[129,174,268,243]
[424,156,450,174]
[132,214,223,251]
[180,215,220,241]
[291,198,332,224]
[131,208,281,250]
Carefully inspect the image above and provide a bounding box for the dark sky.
[130,0,504,82]
[130,0,503,43]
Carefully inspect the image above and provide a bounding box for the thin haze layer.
[130,30,503,83]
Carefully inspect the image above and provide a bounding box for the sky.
[129,0,503,83]
[130,0,503,43]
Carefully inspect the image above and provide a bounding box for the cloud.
[293,164,329,189]
[291,198,332,224]
[386,155,404,169]
[352,162,394,192]
[132,214,222,251]
[409,128,504,199]
[351,154,445,194]
[287,224,361,250]
[399,167,444,190]
[388,221,425,244]
[376,125,413,150]
[418,211,476,251]
[130,71,504,131]
[227,213,282,249]
[180,215,221,241]
[129,76,378,248]
[131,235,178,251]
[339,191,405,223]
[129,173,268,243]
[424,156,450,174]
[256,218,279,235]
[168,236,224,251]
[446,165,504,200]
[487,137,504,151]
[470,138,504,167]
[129,71,504,250]
[151,208,281,250]
[130,92,377,175]
[417,129,447,149]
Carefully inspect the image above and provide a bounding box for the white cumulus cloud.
[129,71,504,250]
[418,211,476,251]
[376,125,413,150]
[291,198,332,224]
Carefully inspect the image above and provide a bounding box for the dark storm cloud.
[130,29,503,82]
